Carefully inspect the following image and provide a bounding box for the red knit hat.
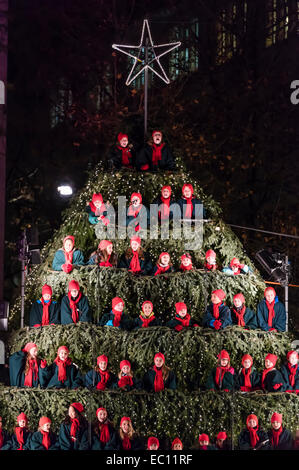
[63,235,75,247]
[142,301,153,311]
[242,354,253,365]
[120,416,131,427]
[161,185,171,195]
[112,297,124,310]
[205,249,216,259]
[198,433,209,443]
[182,183,194,196]
[147,436,159,449]
[98,240,113,251]
[265,353,278,366]
[42,284,52,297]
[233,293,245,305]
[271,412,282,424]
[57,345,69,355]
[92,193,103,204]
[175,302,187,315]
[120,360,131,370]
[152,130,162,137]
[97,355,108,365]
[154,352,165,363]
[264,286,276,297]
[230,257,240,267]
[17,412,28,423]
[218,350,230,361]
[212,289,226,302]
[68,280,80,292]
[130,192,142,204]
[158,251,170,261]
[130,236,141,247]
[217,431,227,440]
[96,407,107,416]
[118,133,128,142]
[171,437,183,449]
[22,342,37,353]
[246,414,258,428]
[70,402,84,414]
[39,416,51,427]
[181,253,192,262]
[287,350,299,361]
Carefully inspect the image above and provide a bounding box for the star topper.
[112,19,181,86]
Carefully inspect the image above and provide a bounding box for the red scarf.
[41,298,51,326]
[215,365,229,388]
[200,445,208,450]
[233,305,246,327]
[287,363,297,388]
[118,375,133,388]
[24,358,39,387]
[242,367,252,390]
[54,356,72,383]
[175,314,191,327]
[128,205,142,232]
[0,428,3,449]
[160,196,170,219]
[271,427,283,448]
[40,430,51,450]
[99,422,111,443]
[68,291,82,324]
[153,366,165,392]
[15,427,25,450]
[129,251,141,273]
[265,300,276,327]
[117,145,132,167]
[122,435,131,450]
[96,370,110,390]
[70,418,80,440]
[212,303,221,320]
[99,255,112,267]
[261,366,275,389]
[112,308,122,327]
[154,264,170,276]
[183,196,194,219]
[139,314,156,328]
[248,426,259,448]
[152,143,165,166]
[204,262,217,271]
[63,249,74,265]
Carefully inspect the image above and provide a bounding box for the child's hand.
[40,360,47,368]
[213,320,222,330]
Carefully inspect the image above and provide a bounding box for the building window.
[50,79,72,128]
[266,0,289,47]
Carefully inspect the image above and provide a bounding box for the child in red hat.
[98,297,132,330]
[179,253,194,272]
[108,133,135,170]
[152,252,174,276]
[147,436,160,450]
[198,433,217,450]
[136,130,175,172]
[152,185,175,222]
[1,412,32,450]
[166,302,199,331]
[126,192,149,233]
[118,237,153,275]
[113,360,141,391]
[133,300,161,329]
[29,284,60,327]
[205,350,235,392]
[260,353,285,392]
[91,407,117,450]
[108,417,143,450]
[280,350,299,393]
[84,354,116,390]
[268,412,293,450]
[177,183,206,220]
[238,414,269,450]
[215,431,231,450]
[85,192,110,226]
[171,437,183,450]
[222,257,250,276]
[60,280,91,324]
[202,289,232,330]
[46,345,83,389]
[58,403,89,451]
[257,287,286,332]
[87,240,118,267]
[204,249,218,271]
[231,293,258,329]
[235,354,261,392]
[143,352,177,392]
[52,235,85,272]
[9,342,48,388]
[29,416,59,450]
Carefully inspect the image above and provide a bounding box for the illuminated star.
[112,19,181,85]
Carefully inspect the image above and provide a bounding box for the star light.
[112,19,181,86]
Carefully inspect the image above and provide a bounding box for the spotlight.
[57,185,73,196]
[255,249,290,285]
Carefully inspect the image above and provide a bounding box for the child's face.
[211,293,221,304]
[68,406,77,420]
[121,420,130,434]
[106,244,113,255]
[131,241,139,252]
[131,196,141,207]
[18,420,26,428]
[154,357,164,368]
[231,264,239,273]
[272,421,281,431]
[59,349,69,361]
[248,419,257,428]
[42,293,51,301]
[119,137,128,148]
[265,359,274,369]
[143,303,153,316]
[98,361,107,371]
[0,417,2,429]
[182,257,191,266]
[288,353,299,366]
[64,239,74,252]
[121,365,130,375]
[161,188,170,199]
[178,308,187,318]
[173,443,182,450]
[97,410,107,423]
[153,132,162,144]
[160,254,170,265]
[114,302,124,312]
[206,256,216,265]
[94,200,102,209]
[220,358,228,367]
[29,347,38,358]
[70,289,79,298]
[243,359,252,369]
[42,422,51,432]
[265,290,275,303]
[149,443,159,450]
[183,187,192,199]
[200,440,209,446]
[234,298,243,308]
[216,439,224,448]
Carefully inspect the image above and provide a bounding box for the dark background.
[5,0,299,330]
